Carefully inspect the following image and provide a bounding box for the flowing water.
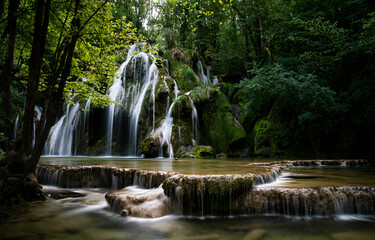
[1,186,375,240]
[257,165,375,188]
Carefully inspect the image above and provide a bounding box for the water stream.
[2,159,375,239]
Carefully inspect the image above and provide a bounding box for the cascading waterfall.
[32,106,42,148]
[197,60,219,85]
[197,60,210,85]
[43,44,207,157]
[44,102,81,155]
[12,115,19,148]
[128,60,158,156]
[185,91,199,146]
[106,45,138,155]
[13,105,42,150]
[158,79,180,158]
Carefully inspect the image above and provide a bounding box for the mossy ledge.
[36,165,173,189]
[237,187,375,215]
[161,166,284,215]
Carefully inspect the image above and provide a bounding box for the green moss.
[182,67,195,80]
[141,136,160,158]
[252,118,291,157]
[193,146,214,158]
[191,85,246,154]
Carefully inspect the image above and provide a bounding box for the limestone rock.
[105,186,169,218]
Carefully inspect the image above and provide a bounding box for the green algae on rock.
[193,145,214,158]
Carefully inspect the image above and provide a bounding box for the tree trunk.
[21,0,51,157]
[0,0,20,152]
[28,0,81,173]
[0,0,5,19]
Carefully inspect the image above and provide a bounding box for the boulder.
[105,186,170,218]
[141,132,161,158]
[193,145,214,159]
[191,85,246,155]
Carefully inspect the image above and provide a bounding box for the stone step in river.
[35,159,374,217]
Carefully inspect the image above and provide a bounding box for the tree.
[239,64,343,154]
[0,0,141,197]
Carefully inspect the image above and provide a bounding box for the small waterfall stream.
[12,115,19,148]
[44,103,81,155]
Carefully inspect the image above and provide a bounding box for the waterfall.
[36,165,172,189]
[13,105,42,150]
[128,60,158,156]
[43,44,210,157]
[12,115,19,148]
[105,44,159,156]
[158,79,180,158]
[158,101,176,158]
[32,106,42,148]
[197,60,210,85]
[185,91,199,146]
[106,45,138,155]
[245,187,375,216]
[44,103,81,155]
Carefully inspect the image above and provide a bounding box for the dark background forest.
[1,0,375,159]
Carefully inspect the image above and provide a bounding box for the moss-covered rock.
[251,118,290,157]
[190,85,246,155]
[193,145,214,159]
[163,48,200,92]
[141,134,161,158]
[176,145,196,158]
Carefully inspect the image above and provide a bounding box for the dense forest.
[1,0,375,167]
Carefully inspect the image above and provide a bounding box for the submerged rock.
[43,189,86,200]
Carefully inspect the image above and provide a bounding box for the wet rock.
[242,229,266,240]
[43,189,86,200]
[36,165,172,189]
[216,153,228,159]
[162,169,281,215]
[239,187,375,215]
[141,133,161,158]
[190,85,246,154]
[105,186,169,218]
[176,146,196,158]
[193,146,214,159]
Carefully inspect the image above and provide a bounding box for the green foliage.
[288,17,349,77]
[360,12,375,54]
[182,67,195,80]
[240,64,343,153]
